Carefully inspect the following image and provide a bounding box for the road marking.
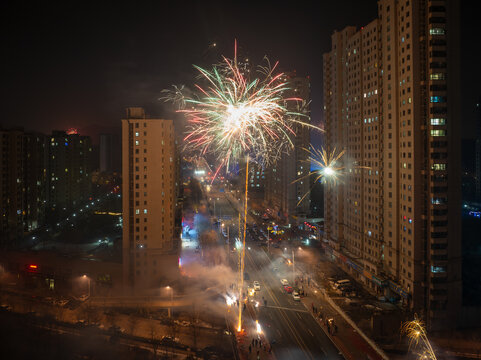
[308,328,314,337]
[246,250,314,360]
[265,305,308,313]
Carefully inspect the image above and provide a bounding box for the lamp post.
[292,249,295,284]
[166,286,173,318]
[82,274,91,298]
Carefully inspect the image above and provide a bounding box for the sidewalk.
[263,246,388,360]
[299,286,386,360]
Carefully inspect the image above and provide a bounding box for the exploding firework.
[402,316,437,360]
[162,42,314,170]
[294,146,346,206]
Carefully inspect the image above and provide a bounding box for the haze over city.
[1,1,481,360]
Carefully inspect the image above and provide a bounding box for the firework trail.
[402,316,438,360]
[161,42,315,171]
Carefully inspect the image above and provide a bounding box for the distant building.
[47,130,93,214]
[264,74,311,222]
[121,107,181,290]
[0,129,48,247]
[99,133,113,173]
[323,0,462,330]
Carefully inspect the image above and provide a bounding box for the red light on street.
[29,264,38,270]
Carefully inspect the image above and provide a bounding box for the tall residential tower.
[122,107,180,290]
[323,0,461,330]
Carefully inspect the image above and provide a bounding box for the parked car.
[253,281,261,291]
[280,279,289,286]
[292,291,300,301]
[284,286,293,294]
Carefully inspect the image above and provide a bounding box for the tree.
[128,316,139,336]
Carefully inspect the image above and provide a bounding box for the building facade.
[323,0,461,330]
[47,131,92,215]
[264,74,311,222]
[0,129,47,247]
[122,107,180,290]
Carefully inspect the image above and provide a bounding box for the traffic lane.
[245,249,314,359]
[283,306,343,359]
[246,248,296,308]
[248,247,343,359]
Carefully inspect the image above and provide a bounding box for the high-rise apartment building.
[47,131,92,214]
[99,133,113,173]
[122,107,180,290]
[323,0,461,330]
[265,75,311,221]
[0,129,47,247]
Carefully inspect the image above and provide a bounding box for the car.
[284,286,293,294]
[292,292,300,301]
[253,281,260,291]
[280,279,289,286]
[78,294,89,302]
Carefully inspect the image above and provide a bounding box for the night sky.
[0,1,479,143]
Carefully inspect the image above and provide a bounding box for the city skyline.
[1,1,480,359]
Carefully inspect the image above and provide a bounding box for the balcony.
[431,237,448,245]
[431,248,448,256]
[430,282,447,290]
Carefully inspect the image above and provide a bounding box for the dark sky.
[0,1,479,142]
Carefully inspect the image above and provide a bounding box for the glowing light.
[323,166,335,176]
[225,295,236,307]
[256,320,262,334]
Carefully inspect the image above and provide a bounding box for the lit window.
[430,96,446,103]
[430,118,446,125]
[431,265,446,273]
[429,28,445,35]
[135,140,139,145]
[430,73,445,80]
[430,129,446,136]
[135,209,140,214]
[431,163,446,171]
[143,209,148,214]
[135,132,139,137]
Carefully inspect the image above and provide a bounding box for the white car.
[292,291,300,301]
[253,281,261,291]
[280,279,289,286]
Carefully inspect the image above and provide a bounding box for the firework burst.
[294,146,345,206]
[162,42,315,170]
[402,316,438,360]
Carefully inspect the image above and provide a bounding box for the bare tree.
[128,315,139,336]
[191,301,199,350]
[149,322,160,359]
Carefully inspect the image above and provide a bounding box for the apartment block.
[0,129,47,246]
[121,107,180,290]
[323,0,461,330]
[264,74,311,221]
[47,131,92,214]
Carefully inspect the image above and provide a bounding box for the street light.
[166,286,174,318]
[82,274,91,298]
